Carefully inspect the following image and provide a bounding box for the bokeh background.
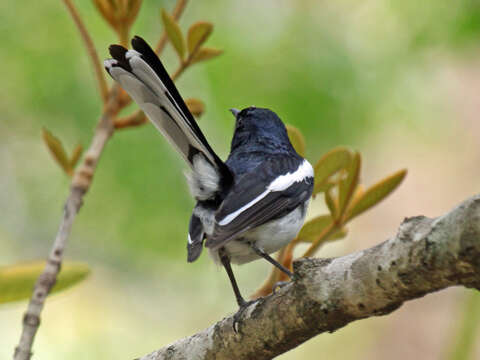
[1,0,480,358]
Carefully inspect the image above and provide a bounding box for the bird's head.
[229,106,293,153]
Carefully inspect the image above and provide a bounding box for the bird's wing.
[205,157,314,250]
[104,36,227,176]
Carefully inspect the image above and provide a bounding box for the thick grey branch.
[140,195,480,360]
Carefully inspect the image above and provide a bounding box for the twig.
[13,89,119,360]
[139,194,480,360]
[114,110,147,129]
[62,0,109,103]
[170,46,197,81]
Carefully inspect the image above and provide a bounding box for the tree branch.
[13,89,118,360]
[139,195,480,360]
[62,0,109,103]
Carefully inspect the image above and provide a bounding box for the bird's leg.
[249,242,293,278]
[219,247,258,333]
[219,247,246,307]
[249,243,294,293]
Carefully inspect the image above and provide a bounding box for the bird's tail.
[104,36,231,199]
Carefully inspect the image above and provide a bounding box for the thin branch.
[62,0,109,103]
[139,194,480,360]
[13,89,119,360]
[115,110,147,129]
[155,0,188,54]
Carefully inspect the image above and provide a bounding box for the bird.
[104,36,314,328]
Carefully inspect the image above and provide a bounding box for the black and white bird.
[104,36,314,324]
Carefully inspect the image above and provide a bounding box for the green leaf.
[161,8,185,60]
[0,261,90,304]
[185,98,205,117]
[286,125,306,157]
[187,21,213,55]
[42,128,71,175]
[325,188,338,219]
[330,228,348,241]
[346,169,407,221]
[338,151,361,216]
[296,215,332,243]
[69,144,83,168]
[191,47,223,64]
[313,147,352,195]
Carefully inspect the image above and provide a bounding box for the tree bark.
[139,195,480,360]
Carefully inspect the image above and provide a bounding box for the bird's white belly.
[209,201,308,265]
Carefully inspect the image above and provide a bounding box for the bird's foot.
[272,280,290,293]
[233,298,261,333]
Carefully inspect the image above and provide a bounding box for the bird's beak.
[229,108,240,118]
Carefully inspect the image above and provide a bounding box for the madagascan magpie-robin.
[104,36,314,325]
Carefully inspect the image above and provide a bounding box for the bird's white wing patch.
[218,159,313,226]
[268,159,313,191]
[218,189,270,226]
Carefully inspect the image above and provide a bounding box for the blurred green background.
[1,0,480,358]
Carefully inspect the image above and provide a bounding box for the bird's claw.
[272,280,290,293]
[233,299,260,333]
